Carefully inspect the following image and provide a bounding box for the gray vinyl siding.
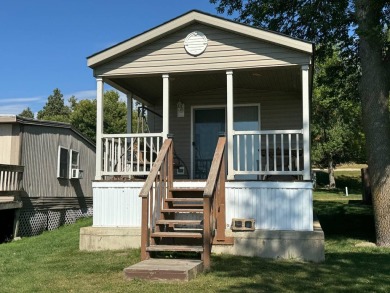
[148,88,302,176]
[20,125,95,198]
[94,23,311,76]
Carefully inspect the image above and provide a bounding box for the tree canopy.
[37,88,71,122]
[312,49,364,187]
[18,107,34,119]
[28,89,128,142]
[70,90,127,141]
[210,0,390,245]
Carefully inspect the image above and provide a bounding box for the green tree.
[18,107,34,119]
[312,50,363,188]
[70,98,97,140]
[211,0,390,245]
[102,90,127,135]
[37,88,71,122]
[70,90,128,141]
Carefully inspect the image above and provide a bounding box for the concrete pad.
[212,220,325,262]
[79,226,141,251]
[124,259,203,281]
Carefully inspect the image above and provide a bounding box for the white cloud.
[0,96,43,104]
[0,95,45,115]
[64,90,96,101]
[64,89,127,102]
[0,104,31,115]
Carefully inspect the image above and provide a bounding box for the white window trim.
[57,146,69,179]
[69,149,80,179]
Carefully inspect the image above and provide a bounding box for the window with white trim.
[57,147,69,179]
[69,150,81,178]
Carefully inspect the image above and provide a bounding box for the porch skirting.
[82,180,323,261]
[91,180,314,231]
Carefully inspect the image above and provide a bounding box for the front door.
[193,108,225,179]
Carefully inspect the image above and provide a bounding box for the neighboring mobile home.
[80,10,324,264]
[0,115,95,240]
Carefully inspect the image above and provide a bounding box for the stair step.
[171,204,204,208]
[156,219,203,225]
[146,245,203,252]
[151,232,203,238]
[123,259,204,281]
[161,208,203,213]
[165,198,203,203]
[170,188,204,192]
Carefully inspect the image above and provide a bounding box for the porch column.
[226,70,234,180]
[302,65,311,180]
[162,74,170,139]
[95,77,104,180]
[126,93,133,133]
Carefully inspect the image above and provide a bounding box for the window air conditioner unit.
[71,169,84,179]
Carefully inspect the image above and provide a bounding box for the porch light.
[177,100,185,117]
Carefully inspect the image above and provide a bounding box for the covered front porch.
[95,65,311,182]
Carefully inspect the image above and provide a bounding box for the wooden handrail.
[204,137,226,198]
[139,138,173,260]
[139,139,172,198]
[203,136,226,270]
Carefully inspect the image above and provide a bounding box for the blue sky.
[0,0,232,115]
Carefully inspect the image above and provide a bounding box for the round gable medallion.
[184,31,208,56]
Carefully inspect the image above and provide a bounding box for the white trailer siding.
[92,181,143,227]
[92,181,313,231]
[225,181,313,231]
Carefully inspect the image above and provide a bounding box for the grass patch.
[315,170,362,195]
[2,211,389,292]
[1,171,389,292]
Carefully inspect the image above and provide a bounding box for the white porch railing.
[102,133,163,176]
[233,130,304,176]
[0,164,24,192]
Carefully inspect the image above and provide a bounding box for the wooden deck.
[123,259,203,281]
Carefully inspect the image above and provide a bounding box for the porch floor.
[123,258,204,281]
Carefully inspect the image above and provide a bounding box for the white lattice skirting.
[18,208,93,237]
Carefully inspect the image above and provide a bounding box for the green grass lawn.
[1,171,389,292]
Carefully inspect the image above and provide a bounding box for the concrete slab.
[79,227,141,251]
[212,219,325,262]
[124,259,203,281]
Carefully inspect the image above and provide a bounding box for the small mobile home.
[0,115,95,240]
[80,10,324,264]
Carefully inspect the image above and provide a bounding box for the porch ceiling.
[108,66,301,105]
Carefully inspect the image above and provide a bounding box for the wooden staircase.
[124,137,229,281]
[147,188,204,255]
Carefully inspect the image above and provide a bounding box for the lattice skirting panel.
[18,208,93,237]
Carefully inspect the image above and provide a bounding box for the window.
[57,147,81,179]
[57,147,69,178]
[69,150,80,178]
[70,150,79,169]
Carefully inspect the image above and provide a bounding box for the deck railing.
[233,129,304,177]
[101,133,163,177]
[139,138,173,260]
[0,164,24,193]
[203,136,227,270]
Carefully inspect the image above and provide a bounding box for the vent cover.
[231,218,255,231]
